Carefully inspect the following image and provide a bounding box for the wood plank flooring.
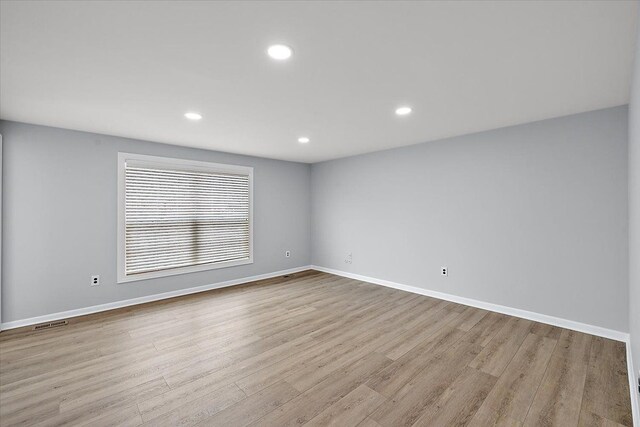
[0,271,633,426]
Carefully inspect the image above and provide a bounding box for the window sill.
[117,257,253,284]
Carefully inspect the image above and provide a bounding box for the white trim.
[311,265,629,342]
[0,135,3,331]
[0,266,311,330]
[117,152,254,283]
[2,264,637,425]
[312,265,639,424]
[116,258,254,284]
[627,338,640,427]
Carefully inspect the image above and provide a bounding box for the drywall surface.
[629,14,640,396]
[311,106,629,332]
[0,121,311,322]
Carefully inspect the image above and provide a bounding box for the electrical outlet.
[345,253,353,264]
[285,250,291,258]
[441,266,448,277]
[91,275,100,286]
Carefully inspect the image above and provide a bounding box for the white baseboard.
[2,264,636,425]
[312,265,638,426]
[311,265,628,342]
[1,265,313,330]
[627,340,640,427]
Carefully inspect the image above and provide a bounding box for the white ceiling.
[1,1,637,163]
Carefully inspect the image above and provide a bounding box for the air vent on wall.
[33,320,68,331]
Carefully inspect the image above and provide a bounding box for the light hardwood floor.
[0,271,633,426]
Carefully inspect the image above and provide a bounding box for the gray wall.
[629,13,640,394]
[0,106,631,335]
[311,106,629,332]
[0,121,312,323]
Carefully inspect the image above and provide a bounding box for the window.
[118,153,253,283]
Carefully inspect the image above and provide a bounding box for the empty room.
[0,0,639,426]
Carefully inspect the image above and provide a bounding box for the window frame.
[117,152,254,284]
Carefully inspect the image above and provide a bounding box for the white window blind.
[118,154,253,282]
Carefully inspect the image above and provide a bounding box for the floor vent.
[33,320,68,331]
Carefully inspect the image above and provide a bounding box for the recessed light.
[184,112,202,121]
[267,44,293,60]
[298,137,310,144]
[395,106,412,116]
